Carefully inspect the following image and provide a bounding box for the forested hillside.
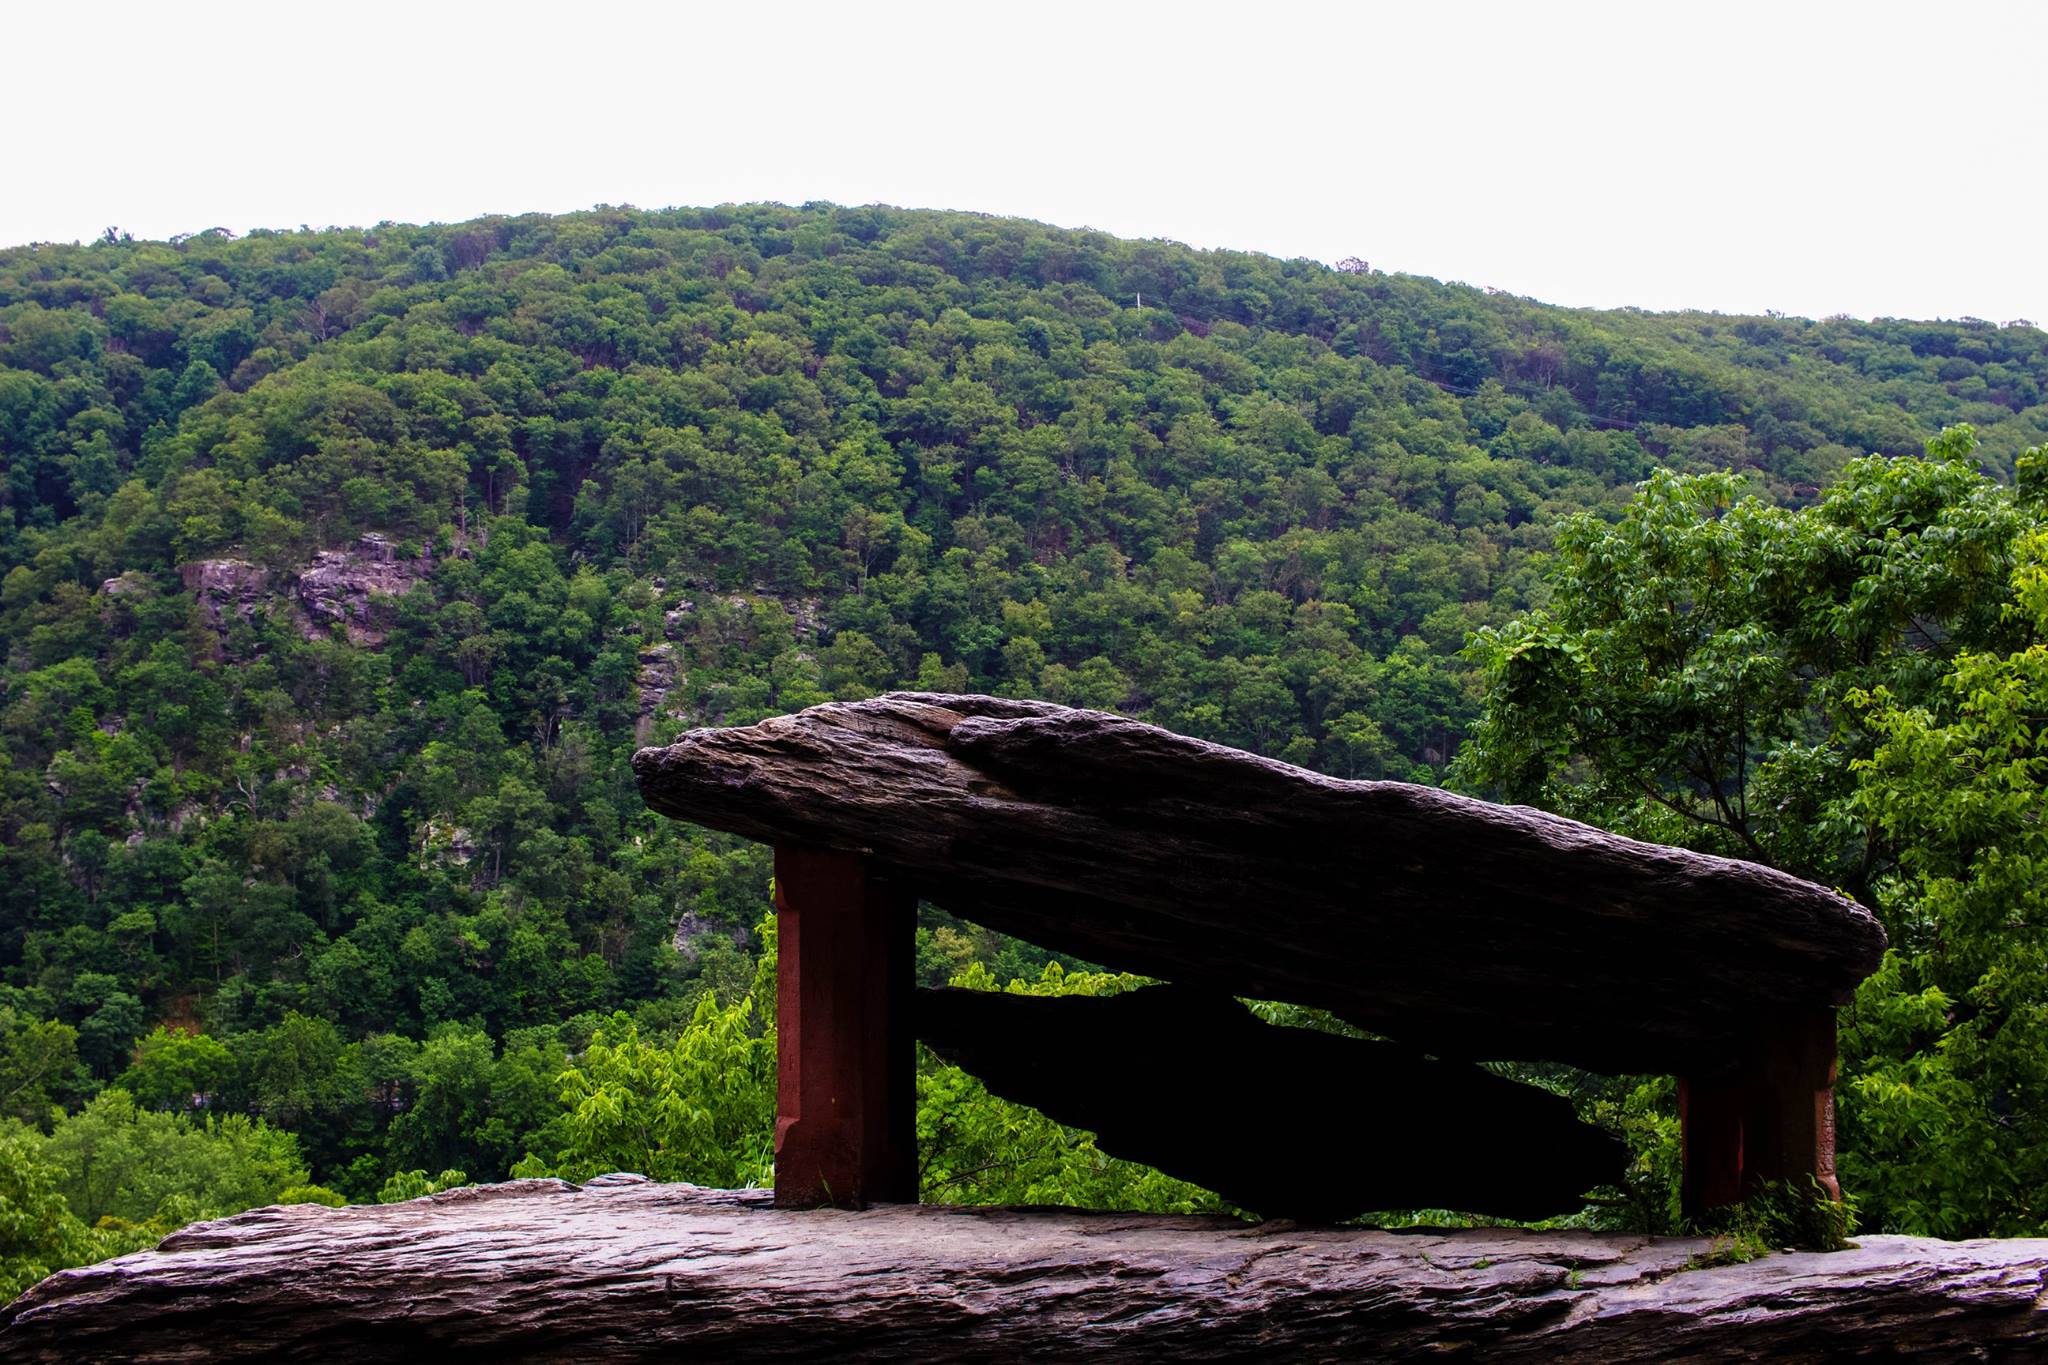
[4,204,2046,1292]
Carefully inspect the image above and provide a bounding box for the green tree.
[376,1168,468,1203]
[1,1123,101,1301]
[1456,429,2026,904]
[34,1089,308,1226]
[116,1027,232,1112]
[384,1024,567,1183]
[517,994,776,1188]
[1456,432,2048,1236]
[1837,517,2048,1235]
[225,1013,366,1172]
[66,975,146,1080]
[0,1009,87,1125]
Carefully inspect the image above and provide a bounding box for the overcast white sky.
[6,0,2043,323]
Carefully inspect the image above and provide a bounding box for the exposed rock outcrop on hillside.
[633,583,826,733]
[180,533,451,650]
[179,557,271,635]
[294,533,437,645]
[635,641,682,724]
[4,1179,2043,1361]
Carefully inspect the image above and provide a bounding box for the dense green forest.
[4,204,2046,1295]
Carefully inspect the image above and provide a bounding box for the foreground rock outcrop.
[3,1180,2043,1361]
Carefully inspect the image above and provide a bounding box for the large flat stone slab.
[5,1180,2043,1361]
[633,694,1885,1073]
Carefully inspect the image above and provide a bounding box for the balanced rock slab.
[634,694,1885,1074]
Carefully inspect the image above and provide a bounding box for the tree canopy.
[1458,429,2048,1237]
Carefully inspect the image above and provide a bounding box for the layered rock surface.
[294,533,438,645]
[632,693,1886,1075]
[180,532,450,649]
[5,1180,2043,1362]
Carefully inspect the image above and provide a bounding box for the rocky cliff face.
[177,533,452,650]
[177,558,272,637]
[295,533,440,645]
[631,581,826,737]
[635,642,682,729]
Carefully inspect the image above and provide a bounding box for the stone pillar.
[1680,1007,1840,1219]
[772,844,917,1208]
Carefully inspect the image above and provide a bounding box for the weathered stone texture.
[293,533,439,645]
[632,694,1886,1075]
[5,1181,2042,1361]
[180,533,451,651]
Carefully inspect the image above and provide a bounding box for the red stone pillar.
[1680,1007,1840,1219]
[772,844,916,1208]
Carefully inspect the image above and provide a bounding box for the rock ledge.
[4,1179,2043,1361]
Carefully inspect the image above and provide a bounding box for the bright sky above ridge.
[8,0,2043,325]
